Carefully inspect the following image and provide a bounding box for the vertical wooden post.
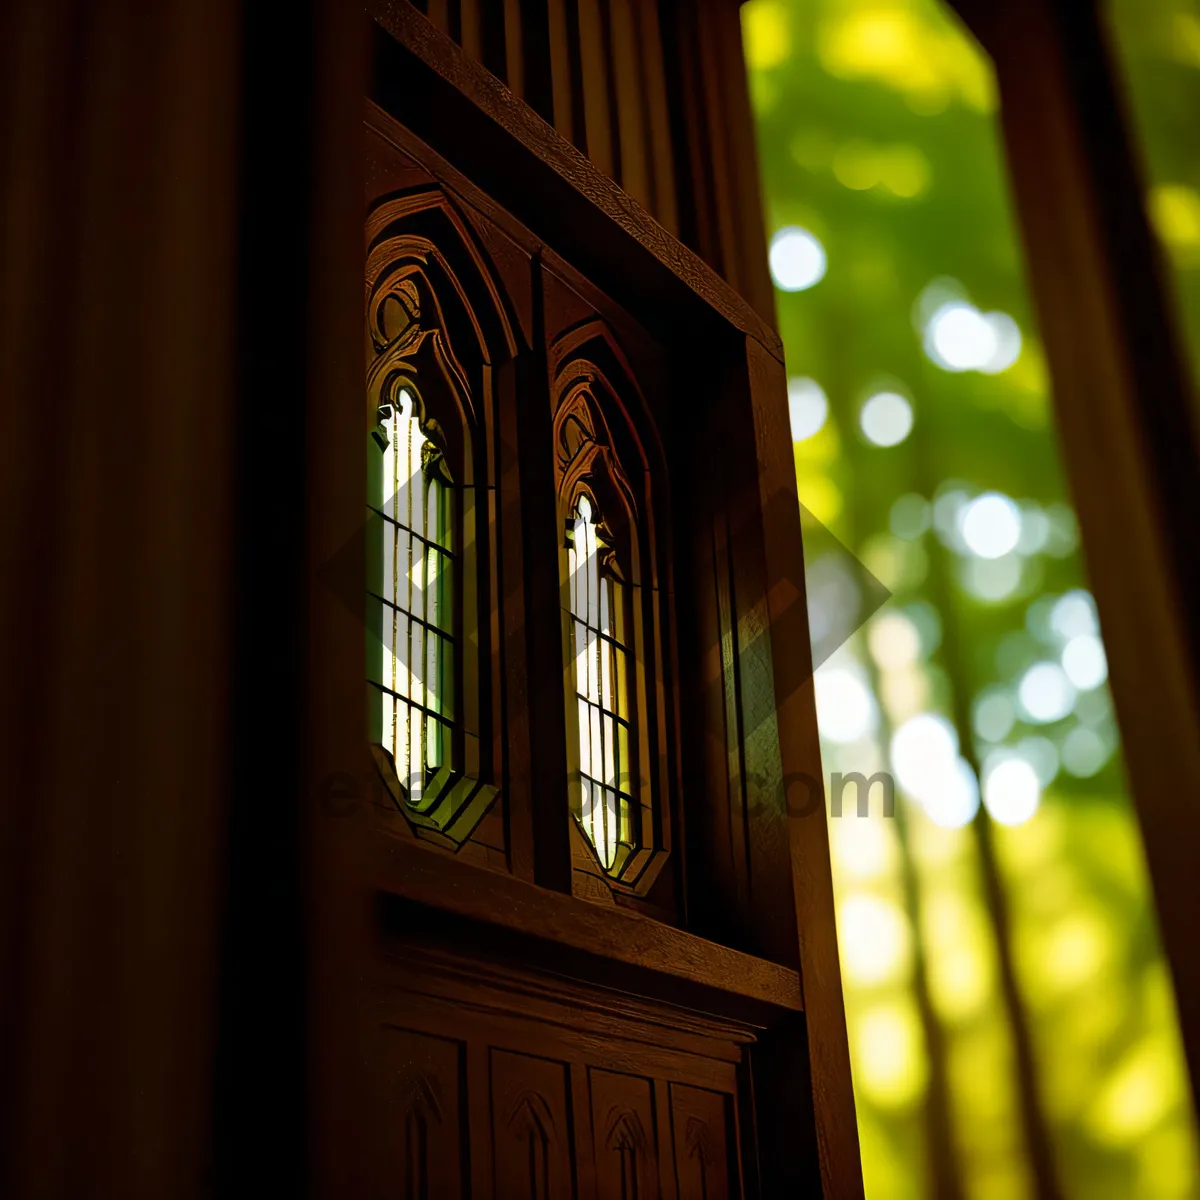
[955,0,1200,1104]
[744,335,866,1199]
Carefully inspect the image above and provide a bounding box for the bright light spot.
[1150,184,1200,264]
[884,145,931,198]
[925,758,980,829]
[831,816,896,881]
[786,376,829,440]
[1172,13,1200,69]
[1050,589,1098,641]
[914,278,966,332]
[983,757,1041,825]
[798,475,842,527]
[1062,726,1110,778]
[890,493,929,540]
[1018,661,1076,723]
[814,666,876,743]
[880,665,929,722]
[998,804,1063,875]
[769,226,827,291]
[908,813,965,869]
[962,554,1023,602]
[868,612,921,670]
[978,312,1023,374]
[924,301,1022,373]
[1043,911,1111,993]
[832,139,879,190]
[891,712,956,793]
[1087,1037,1182,1145]
[854,1001,927,1109]
[960,492,1022,559]
[928,303,994,370]
[838,894,912,986]
[860,391,913,446]
[830,141,932,199]
[817,8,995,113]
[974,688,1015,743]
[741,1,791,70]
[923,898,992,1023]
[1062,634,1107,690]
[929,948,991,1024]
[891,713,978,826]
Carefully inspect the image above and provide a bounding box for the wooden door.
[358,7,860,1198]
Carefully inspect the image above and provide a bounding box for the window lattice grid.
[568,494,634,870]
[372,389,455,808]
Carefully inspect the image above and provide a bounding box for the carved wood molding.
[374,942,762,1054]
[372,831,804,1018]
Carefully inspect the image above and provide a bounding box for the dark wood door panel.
[371,946,752,1198]
[589,1069,660,1200]
[491,1050,576,1200]
[380,1026,468,1199]
[670,1084,735,1200]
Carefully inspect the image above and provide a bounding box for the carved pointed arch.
[551,318,676,901]
[549,318,661,465]
[366,188,519,360]
[506,1088,557,1138]
[402,1076,443,1200]
[554,376,640,586]
[504,1090,558,1199]
[365,186,519,852]
[404,1074,445,1125]
[604,1108,654,1199]
[606,1107,649,1151]
[685,1115,714,1165]
[366,188,520,485]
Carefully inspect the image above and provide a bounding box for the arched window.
[373,386,454,809]
[553,323,674,897]
[365,188,518,847]
[566,492,633,870]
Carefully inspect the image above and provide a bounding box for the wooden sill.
[370,830,804,1023]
